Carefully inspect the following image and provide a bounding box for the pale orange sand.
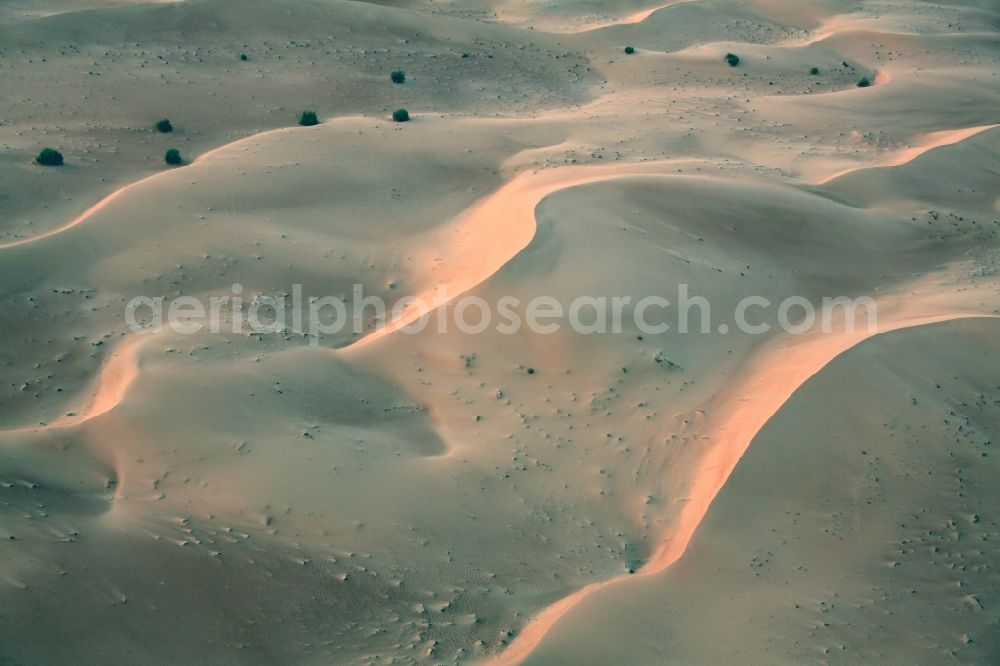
[493,304,1000,664]
[1,0,998,662]
[817,124,999,184]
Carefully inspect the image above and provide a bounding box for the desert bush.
[299,110,319,126]
[624,46,635,55]
[392,108,410,122]
[724,53,740,67]
[857,77,872,87]
[36,148,63,166]
[240,53,248,61]
[155,118,173,133]
[810,67,820,75]
[164,148,182,165]
[390,69,406,84]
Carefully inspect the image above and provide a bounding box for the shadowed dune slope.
[1,0,999,663]
[521,318,1000,664]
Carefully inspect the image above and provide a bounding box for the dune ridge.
[490,305,995,665]
[0,127,298,252]
[2,0,999,662]
[578,0,702,32]
[18,117,988,434]
[16,162,721,437]
[5,107,997,664]
[342,162,702,349]
[816,124,999,185]
[0,333,149,437]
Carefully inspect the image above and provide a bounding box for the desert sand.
[1,0,999,663]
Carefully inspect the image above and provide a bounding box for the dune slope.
[1,0,999,663]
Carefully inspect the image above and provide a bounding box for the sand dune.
[520,317,1000,663]
[1,0,999,663]
[496,305,999,664]
[47,332,148,430]
[0,127,295,252]
[575,0,703,32]
[816,123,999,184]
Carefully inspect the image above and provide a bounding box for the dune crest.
[816,124,999,184]
[0,126,300,251]
[2,0,999,662]
[578,0,701,32]
[343,162,698,350]
[491,303,995,665]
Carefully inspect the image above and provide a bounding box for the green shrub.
[390,69,406,84]
[857,77,871,88]
[35,148,63,166]
[624,46,635,55]
[299,110,319,126]
[155,118,173,133]
[164,148,182,165]
[240,53,248,61]
[392,108,410,122]
[810,67,820,75]
[724,52,740,67]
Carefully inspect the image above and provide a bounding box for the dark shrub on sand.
[36,148,64,166]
